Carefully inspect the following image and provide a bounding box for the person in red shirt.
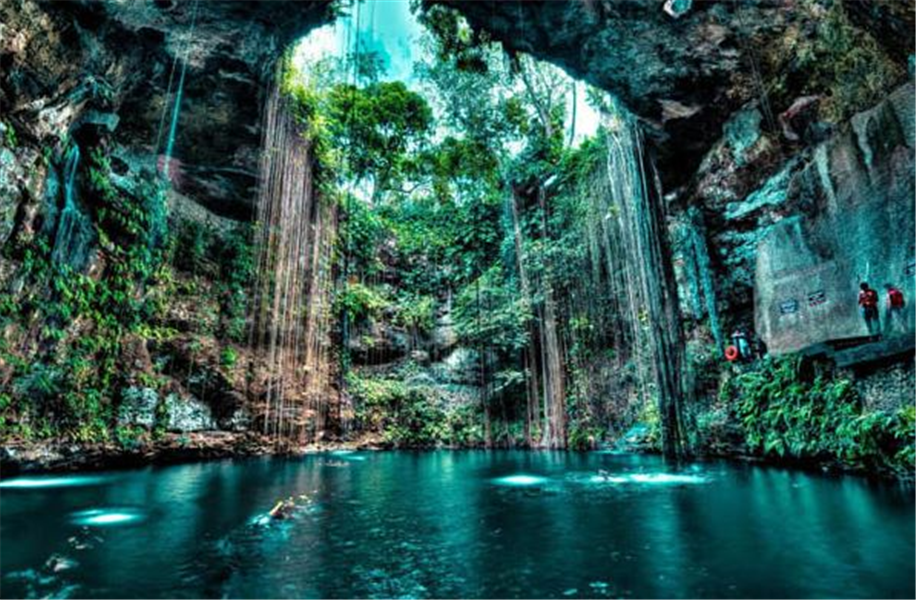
[858,282,880,337]
[883,283,906,334]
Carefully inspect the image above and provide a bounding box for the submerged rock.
[44,554,78,573]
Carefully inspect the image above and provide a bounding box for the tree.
[326,81,433,202]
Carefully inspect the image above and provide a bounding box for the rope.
[340,0,364,383]
[155,0,200,156]
[732,0,777,133]
[154,41,181,154]
[163,0,201,178]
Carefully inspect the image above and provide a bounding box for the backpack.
[861,289,878,308]
[889,288,905,308]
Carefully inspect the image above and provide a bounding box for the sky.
[293,0,422,84]
[291,0,601,146]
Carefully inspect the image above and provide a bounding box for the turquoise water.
[1,452,913,598]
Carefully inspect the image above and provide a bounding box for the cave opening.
[1,0,914,597]
[248,0,686,452]
[1,0,910,464]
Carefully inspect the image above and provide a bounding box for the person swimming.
[268,494,311,520]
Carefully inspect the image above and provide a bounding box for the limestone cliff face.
[1,0,333,218]
[672,81,915,360]
[438,0,913,190]
[1,0,913,440]
[755,82,915,354]
[5,0,910,216]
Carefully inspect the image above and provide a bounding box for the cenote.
[2,452,914,599]
[2,1,915,598]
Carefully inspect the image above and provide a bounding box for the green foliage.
[347,368,482,447]
[220,346,238,369]
[1,121,17,149]
[335,282,389,324]
[567,424,601,452]
[13,363,64,405]
[167,219,254,342]
[724,357,914,475]
[173,219,216,275]
[347,371,440,446]
[326,80,433,197]
[393,293,436,333]
[453,266,530,354]
[339,193,385,276]
[0,147,220,443]
[417,4,492,74]
[638,397,662,450]
[115,424,145,450]
[216,225,254,342]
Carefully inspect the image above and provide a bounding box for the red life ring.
[725,345,740,361]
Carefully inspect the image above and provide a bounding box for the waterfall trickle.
[570,106,687,457]
[249,85,337,442]
[506,185,567,449]
[158,0,199,182]
[600,111,686,457]
[51,145,93,270]
[507,191,541,446]
[535,186,567,449]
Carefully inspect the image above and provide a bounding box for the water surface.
[1,451,913,598]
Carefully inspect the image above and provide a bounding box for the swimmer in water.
[268,494,311,520]
[598,469,611,481]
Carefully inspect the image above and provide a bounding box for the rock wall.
[755,82,915,354]
[1,0,912,452]
[439,0,914,190]
[849,360,915,413]
[7,0,909,220]
[1,0,333,219]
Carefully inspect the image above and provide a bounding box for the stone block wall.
[755,82,915,354]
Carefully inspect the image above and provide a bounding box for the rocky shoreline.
[3,434,911,484]
[0,433,335,476]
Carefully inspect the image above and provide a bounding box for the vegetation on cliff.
[0,136,257,445]
[0,1,911,478]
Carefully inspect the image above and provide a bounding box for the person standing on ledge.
[883,283,906,334]
[730,327,752,361]
[858,282,880,338]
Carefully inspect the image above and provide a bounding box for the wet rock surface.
[1,0,333,218]
[850,359,916,413]
[755,82,915,354]
[5,0,909,213]
[0,432,279,475]
[437,0,907,189]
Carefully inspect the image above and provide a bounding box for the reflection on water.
[493,474,550,486]
[71,508,145,527]
[0,475,109,489]
[1,452,913,599]
[579,472,708,485]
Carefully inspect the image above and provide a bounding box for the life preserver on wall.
[724,345,740,362]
